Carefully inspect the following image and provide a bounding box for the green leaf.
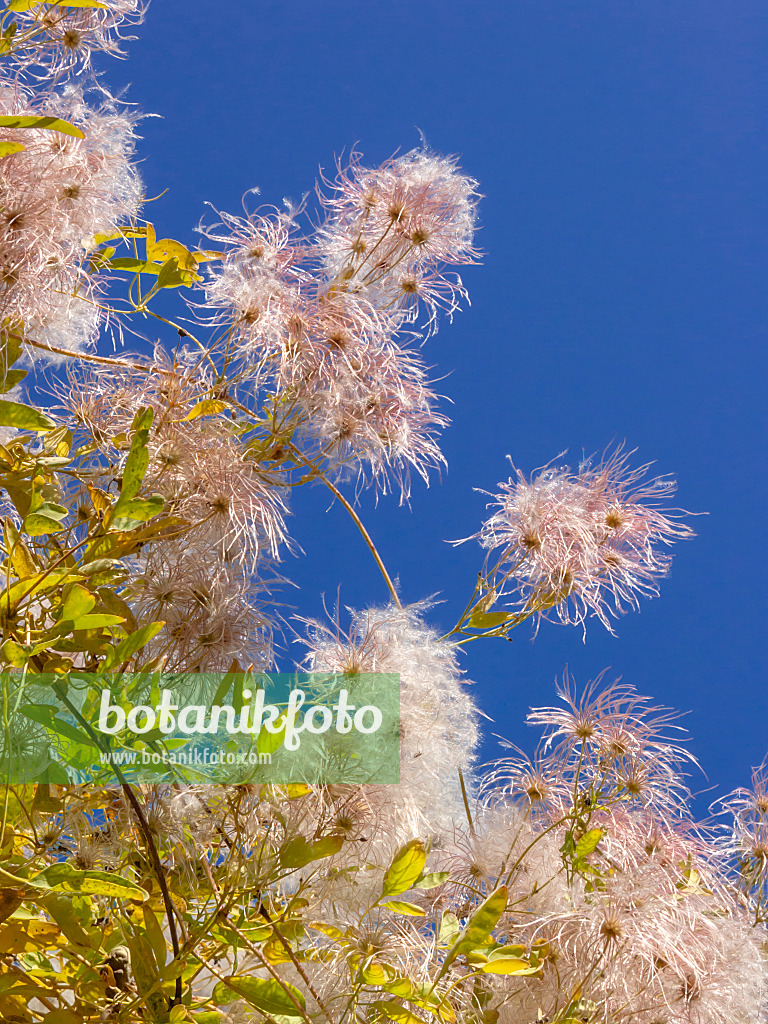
[100,621,165,671]
[413,871,449,890]
[0,399,55,432]
[377,1001,426,1024]
[0,368,27,393]
[110,495,164,531]
[278,833,343,869]
[18,705,100,749]
[467,610,511,629]
[382,839,427,898]
[380,900,426,917]
[36,863,148,900]
[575,829,603,859]
[0,141,24,158]
[211,976,306,1018]
[23,501,69,536]
[444,886,508,972]
[0,115,84,138]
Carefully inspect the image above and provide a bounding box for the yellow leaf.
[283,783,312,799]
[380,900,426,917]
[481,957,541,975]
[146,235,198,270]
[382,840,427,898]
[183,399,228,421]
[0,920,62,953]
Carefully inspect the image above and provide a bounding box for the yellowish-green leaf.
[377,1000,425,1024]
[413,871,449,890]
[437,910,460,945]
[360,961,396,985]
[60,584,96,622]
[481,958,541,976]
[444,886,508,972]
[0,398,55,432]
[0,919,62,954]
[37,863,148,901]
[4,521,37,578]
[146,236,198,270]
[0,569,85,616]
[211,976,306,1018]
[184,399,228,421]
[0,639,27,666]
[382,839,427,898]
[23,501,69,536]
[19,705,101,749]
[380,900,426,917]
[8,0,106,10]
[575,828,603,859]
[467,610,511,629]
[109,494,164,531]
[0,368,26,393]
[0,114,84,138]
[279,833,343,869]
[0,141,24,157]
[100,620,165,671]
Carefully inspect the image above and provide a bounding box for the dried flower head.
[470,445,694,633]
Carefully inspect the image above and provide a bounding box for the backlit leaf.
[0,398,55,432]
[0,114,84,138]
[575,828,603,859]
[380,900,426,916]
[184,399,228,421]
[382,839,427,898]
[212,975,306,1018]
[37,863,148,900]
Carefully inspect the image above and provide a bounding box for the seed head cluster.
[472,446,694,632]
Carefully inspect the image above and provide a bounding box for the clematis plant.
[0,5,764,1024]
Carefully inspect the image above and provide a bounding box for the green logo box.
[0,671,401,785]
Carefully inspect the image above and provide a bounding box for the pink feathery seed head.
[319,147,481,266]
[0,80,142,356]
[130,549,274,673]
[293,331,449,501]
[9,0,146,77]
[718,761,768,828]
[528,671,697,774]
[200,200,305,274]
[470,444,694,633]
[55,356,290,564]
[478,741,573,822]
[312,147,480,345]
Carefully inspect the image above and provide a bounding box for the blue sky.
[110,0,768,807]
